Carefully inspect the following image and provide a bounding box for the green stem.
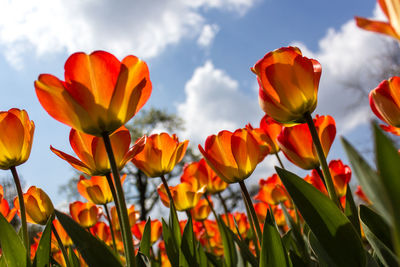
[217,192,231,228]
[239,181,262,245]
[160,175,174,207]
[102,133,136,267]
[52,223,71,267]
[241,189,260,257]
[10,166,29,254]
[275,152,285,169]
[103,203,118,254]
[304,112,341,208]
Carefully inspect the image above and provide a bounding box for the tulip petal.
[355,17,399,39]
[50,146,93,175]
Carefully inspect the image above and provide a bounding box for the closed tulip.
[251,46,321,124]
[0,108,34,170]
[0,198,17,222]
[51,127,144,176]
[355,0,400,41]
[199,128,265,184]
[277,115,336,170]
[131,133,188,178]
[69,201,100,228]
[158,182,206,211]
[35,51,152,136]
[132,219,162,244]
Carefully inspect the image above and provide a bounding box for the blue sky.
[0,0,386,205]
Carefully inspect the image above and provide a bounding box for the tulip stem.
[52,222,71,267]
[160,175,175,208]
[241,188,260,256]
[217,192,231,228]
[274,152,285,169]
[304,112,341,208]
[239,181,262,245]
[314,167,327,186]
[10,166,29,255]
[102,133,136,267]
[204,194,218,220]
[103,204,118,254]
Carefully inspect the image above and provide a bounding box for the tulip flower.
[110,205,140,231]
[355,0,400,41]
[0,108,34,170]
[180,159,228,195]
[277,115,336,170]
[356,186,372,205]
[191,197,212,221]
[0,185,3,202]
[51,127,144,176]
[131,132,189,178]
[304,172,328,196]
[132,219,162,244]
[35,51,152,136]
[90,222,112,244]
[328,160,352,197]
[258,114,283,154]
[69,201,100,228]
[77,174,127,205]
[0,198,17,222]
[14,186,54,225]
[221,212,249,238]
[251,46,321,124]
[369,77,400,136]
[158,182,206,211]
[254,174,290,206]
[199,128,265,184]
[52,219,73,247]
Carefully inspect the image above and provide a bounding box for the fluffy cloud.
[197,24,220,48]
[0,0,257,68]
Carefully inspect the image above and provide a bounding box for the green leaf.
[33,216,53,267]
[55,210,122,267]
[217,216,237,267]
[181,217,198,266]
[205,251,223,267]
[161,218,179,267]
[139,218,152,257]
[169,202,181,247]
[136,252,151,267]
[0,212,27,267]
[344,186,361,237]
[260,209,291,267]
[68,247,80,267]
[373,123,400,253]
[308,231,337,267]
[360,205,399,267]
[341,137,392,225]
[276,167,366,267]
[198,243,209,267]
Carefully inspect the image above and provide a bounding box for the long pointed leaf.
[33,216,53,267]
[276,167,366,267]
[55,210,122,267]
[181,217,198,266]
[217,216,237,267]
[161,218,179,267]
[139,218,152,257]
[344,186,361,237]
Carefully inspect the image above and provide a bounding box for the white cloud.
[0,0,257,68]
[197,24,220,48]
[177,60,263,147]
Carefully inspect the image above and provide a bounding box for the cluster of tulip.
[1,0,400,266]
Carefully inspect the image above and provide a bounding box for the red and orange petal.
[132,133,189,178]
[255,174,289,205]
[329,159,351,197]
[251,47,321,124]
[221,212,249,237]
[305,171,328,196]
[14,186,54,225]
[52,219,73,247]
[259,114,283,153]
[355,186,372,205]
[132,219,162,244]
[191,197,212,221]
[69,201,100,228]
[35,51,152,136]
[254,202,269,223]
[199,128,265,184]
[380,124,400,136]
[369,77,400,129]
[110,205,139,231]
[90,221,112,244]
[355,0,400,41]
[157,182,206,211]
[0,184,3,202]
[0,108,35,170]
[0,199,16,222]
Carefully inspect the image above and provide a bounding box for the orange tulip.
[254,174,290,206]
[304,172,328,196]
[250,115,282,154]
[0,198,17,222]
[191,197,212,221]
[77,174,126,205]
[90,221,112,244]
[69,201,100,228]
[328,160,352,197]
[110,205,140,231]
[35,51,152,136]
[254,202,269,223]
[221,212,249,238]
[14,186,54,225]
[199,128,266,184]
[251,46,321,124]
[355,0,400,41]
[356,186,372,205]
[369,77,400,136]
[181,159,228,195]
[158,182,206,211]
[200,220,224,256]
[277,115,336,170]
[52,219,73,247]
[0,108,34,170]
[0,184,3,202]
[132,219,162,244]
[51,127,144,176]
[131,133,189,178]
